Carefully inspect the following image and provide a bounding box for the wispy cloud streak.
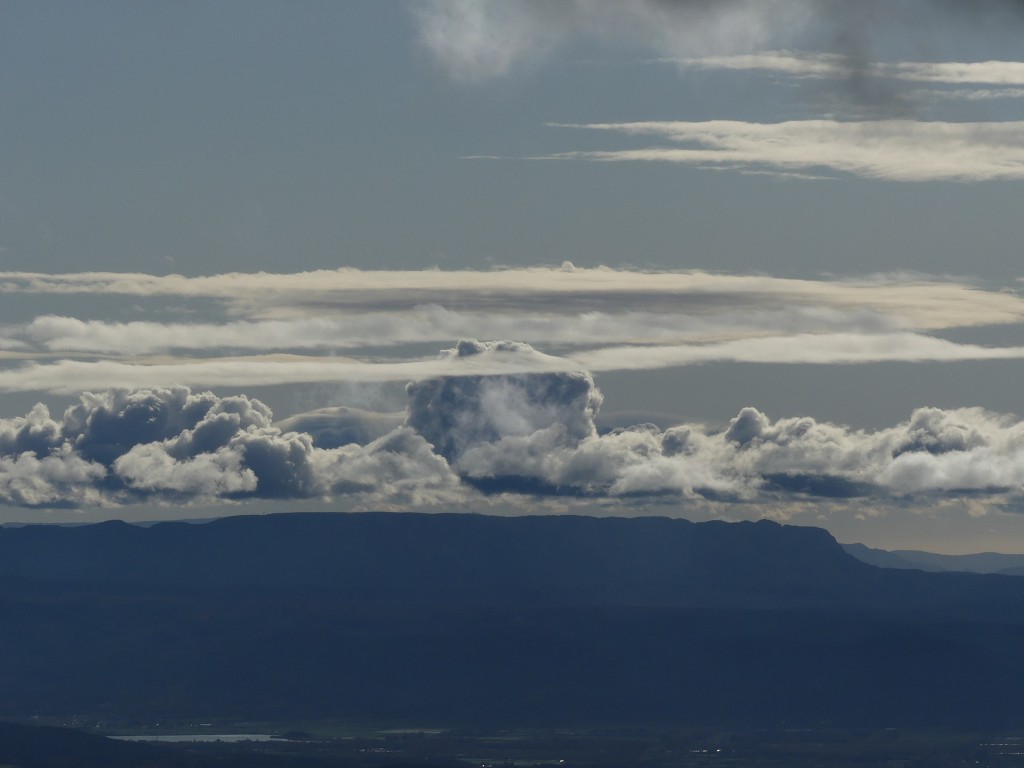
[2,267,1020,327]
[2,333,1024,395]
[4,306,894,356]
[669,51,1024,86]
[546,120,1024,181]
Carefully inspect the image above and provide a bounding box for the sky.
[2,0,1024,552]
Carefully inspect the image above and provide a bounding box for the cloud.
[275,406,404,449]
[406,340,602,462]
[0,345,587,395]
[412,0,1024,83]
[0,402,63,456]
[544,120,1024,181]
[400,344,1024,504]
[921,87,1024,101]
[0,448,107,508]
[451,389,1024,502]
[5,268,1024,397]
[4,331,1024,395]
[3,267,1022,330]
[62,388,273,466]
[412,0,810,81]
[9,305,897,356]
[113,443,258,498]
[0,387,460,508]
[7,350,1024,511]
[571,332,1024,370]
[669,51,1024,86]
[663,51,1024,110]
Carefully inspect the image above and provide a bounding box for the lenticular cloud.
[5,341,1024,511]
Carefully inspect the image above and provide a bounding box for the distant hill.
[3,512,1024,729]
[843,541,1024,574]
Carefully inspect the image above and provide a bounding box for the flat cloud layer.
[2,267,1024,393]
[3,332,1024,394]
[5,341,1024,513]
[3,267,1020,327]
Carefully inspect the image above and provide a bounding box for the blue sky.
[2,0,1024,552]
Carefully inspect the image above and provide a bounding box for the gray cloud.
[0,449,107,509]
[455,399,1024,502]
[413,0,1024,118]
[275,406,404,449]
[406,340,602,462]
[413,0,1024,84]
[63,388,273,466]
[402,344,1024,503]
[412,0,808,81]
[0,387,460,508]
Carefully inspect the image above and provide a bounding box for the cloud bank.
[6,341,1024,513]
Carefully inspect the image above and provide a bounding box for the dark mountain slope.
[0,721,167,768]
[1,513,861,606]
